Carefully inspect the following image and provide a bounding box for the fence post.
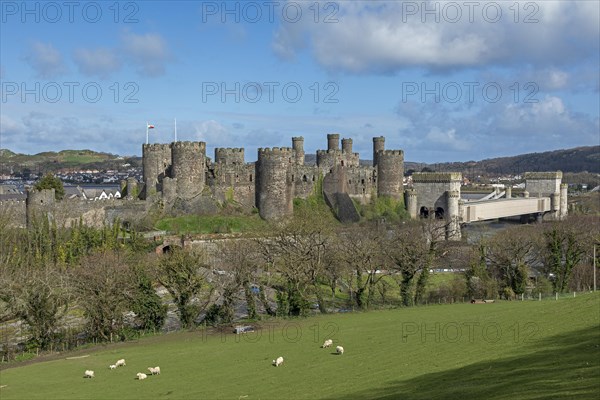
[555,292,558,300]
[573,292,576,298]
[539,292,541,301]
[521,293,524,301]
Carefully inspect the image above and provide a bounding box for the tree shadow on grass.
[326,325,600,400]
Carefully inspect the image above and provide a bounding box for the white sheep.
[272,356,284,367]
[336,346,344,355]
[115,359,126,367]
[148,366,161,375]
[321,339,333,348]
[136,372,148,380]
[84,370,95,378]
[109,364,117,370]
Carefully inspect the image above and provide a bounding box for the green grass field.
[1,293,598,399]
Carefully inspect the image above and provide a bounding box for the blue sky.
[1,0,598,163]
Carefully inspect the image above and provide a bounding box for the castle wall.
[171,141,206,199]
[1,199,26,228]
[211,163,256,208]
[292,165,319,199]
[256,148,293,220]
[345,166,375,204]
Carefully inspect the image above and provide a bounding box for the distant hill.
[425,146,600,176]
[0,149,142,176]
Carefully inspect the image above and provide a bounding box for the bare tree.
[71,250,136,341]
[386,222,432,307]
[335,224,387,309]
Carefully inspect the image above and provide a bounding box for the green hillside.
[1,293,598,399]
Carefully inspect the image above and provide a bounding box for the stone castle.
[17,133,567,241]
[140,134,404,221]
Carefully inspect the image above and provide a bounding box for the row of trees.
[1,203,598,354]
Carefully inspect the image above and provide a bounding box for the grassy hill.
[0,149,141,175]
[1,292,598,399]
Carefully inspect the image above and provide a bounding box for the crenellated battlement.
[258,147,293,154]
[379,150,404,156]
[215,148,245,165]
[143,143,171,151]
[523,171,563,180]
[412,172,462,183]
[171,141,206,152]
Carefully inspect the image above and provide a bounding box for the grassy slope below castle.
[1,292,598,400]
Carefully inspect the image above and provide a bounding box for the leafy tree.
[0,266,70,349]
[34,173,65,200]
[542,219,589,293]
[484,225,539,297]
[130,263,167,332]
[156,248,210,329]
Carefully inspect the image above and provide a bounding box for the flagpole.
[146,121,149,145]
[174,118,177,142]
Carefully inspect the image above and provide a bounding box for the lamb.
[109,365,117,370]
[272,356,284,367]
[136,372,148,380]
[148,366,161,375]
[84,370,95,378]
[321,339,333,348]
[336,346,344,355]
[115,359,126,367]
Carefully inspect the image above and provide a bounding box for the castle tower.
[215,148,245,165]
[411,172,462,219]
[256,147,293,220]
[142,143,172,198]
[406,189,418,219]
[551,192,560,220]
[446,190,461,240]
[341,138,353,154]
[26,188,55,227]
[125,177,139,200]
[373,136,385,166]
[292,137,305,166]
[376,150,404,200]
[327,133,340,151]
[559,183,568,220]
[171,141,206,199]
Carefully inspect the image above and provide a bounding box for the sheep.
[148,366,161,375]
[321,339,333,348]
[84,370,95,378]
[136,372,148,380]
[109,364,117,370]
[272,356,284,367]
[115,359,126,367]
[336,346,344,355]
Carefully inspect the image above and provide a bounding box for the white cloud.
[23,42,67,78]
[73,48,121,78]
[121,32,170,77]
[272,1,599,73]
